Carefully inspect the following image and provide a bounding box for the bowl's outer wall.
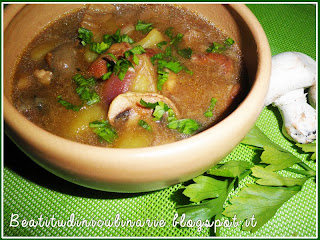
[3,4,271,192]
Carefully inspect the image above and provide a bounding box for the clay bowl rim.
[3,3,271,186]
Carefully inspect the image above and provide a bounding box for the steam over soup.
[12,4,245,148]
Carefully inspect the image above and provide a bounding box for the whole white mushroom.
[264,51,316,144]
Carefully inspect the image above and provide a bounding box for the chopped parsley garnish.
[138,120,152,131]
[139,98,200,135]
[167,119,200,135]
[177,48,192,59]
[135,20,153,34]
[89,120,118,143]
[113,59,134,81]
[104,45,146,81]
[108,29,134,44]
[57,74,100,110]
[73,74,100,105]
[79,27,134,55]
[170,33,184,46]
[153,101,170,121]
[102,72,112,80]
[157,60,184,74]
[206,37,235,53]
[90,42,112,54]
[157,41,168,49]
[124,45,146,65]
[165,27,174,39]
[139,99,158,109]
[78,27,93,46]
[204,97,218,118]
[56,96,82,111]
[157,70,169,91]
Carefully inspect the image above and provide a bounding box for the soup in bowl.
[3,4,271,192]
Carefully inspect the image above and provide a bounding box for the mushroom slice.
[108,92,180,125]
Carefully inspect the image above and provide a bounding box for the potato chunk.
[63,104,106,139]
[133,28,165,48]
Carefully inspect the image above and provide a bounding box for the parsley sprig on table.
[175,125,316,234]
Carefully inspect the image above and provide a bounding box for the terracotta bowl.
[3,4,271,192]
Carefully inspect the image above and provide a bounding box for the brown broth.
[12,4,244,148]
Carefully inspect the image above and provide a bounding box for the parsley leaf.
[206,37,235,53]
[72,74,100,106]
[208,161,253,178]
[177,178,231,222]
[296,142,316,160]
[139,99,199,134]
[58,74,100,110]
[223,184,301,232]
[182,176,228,203]
[56,96,82,111]
[89,120,117,143]
[241,125,283,151]
[260,146,302,171]
[153,101,170,121]
[139,98,158,109]
[168,119,200,135]
[138,120,152,131]
[78,27,93,46]
[251,166,308,186]
[177,48,192,59]
[157,41,168,49]
[135,20,153,34]
[90,42,112,54]
[204,97,217,118]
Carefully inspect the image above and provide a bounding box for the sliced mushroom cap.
[108,92,180,125]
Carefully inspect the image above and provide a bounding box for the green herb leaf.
[157,41,168,49]
[78,27,93,46]
[225,37,235,46]
[72,74,100,106]
[296,142,316,160]
[261,146,302,171]
[241,125,284,151]
[178,48,192,59]
[138,119,152,131]
[206,38,234,53]
[158,60,184,73]
[135,20,153,34]
[90,42,111,54]
[56,96,82,111]
[105,29,134,44]
[102,72,112,80]
[204,97,217,118]
[157,70,169,90]
[89,120,117,143]
[177,177,232,222]
[113,59,134,80]
[208,161,253,178]
[170,33,184,46]
[223,184,301,232]
[139,98,158,109]
[168,119,200,135]
[251,166,308,186]
[153,101,170,121]
[165,27,174,39]
[183,176,228,203]
[151,53,164,65]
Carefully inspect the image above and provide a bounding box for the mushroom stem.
[274,88,316,144]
